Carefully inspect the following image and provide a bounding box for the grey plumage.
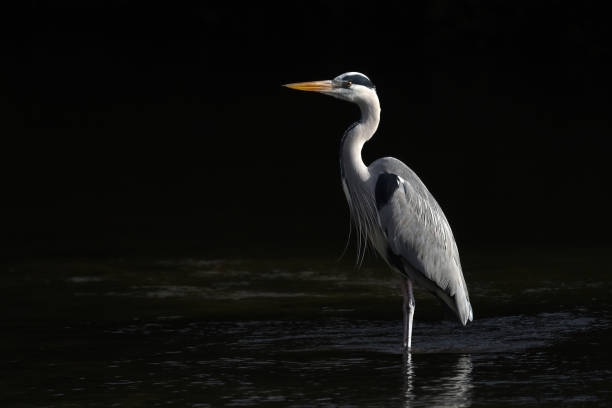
[370,158,473,325]
[285,71,473,351]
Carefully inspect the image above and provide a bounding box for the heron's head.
[284,72,376,104]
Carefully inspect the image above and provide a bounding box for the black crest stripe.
[342,74,375,89]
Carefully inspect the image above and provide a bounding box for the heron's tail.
[432,284,473,326]
[454,285,473,326]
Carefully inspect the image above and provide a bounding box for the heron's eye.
[345,81,352,88]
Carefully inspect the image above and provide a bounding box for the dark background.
[2,1,610,258]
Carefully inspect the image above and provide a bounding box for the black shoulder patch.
[375,173,400,210]
[342,74,375,89]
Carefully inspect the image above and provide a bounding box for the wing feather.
[371,158,473,324]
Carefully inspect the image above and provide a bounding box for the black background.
[2,1,610,258]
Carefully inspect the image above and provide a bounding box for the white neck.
[340,93,381,182]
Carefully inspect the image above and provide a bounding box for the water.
[1,248,611,406]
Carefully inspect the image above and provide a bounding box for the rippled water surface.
[2,248,611,406]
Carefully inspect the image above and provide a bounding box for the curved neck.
[340,94,381,182]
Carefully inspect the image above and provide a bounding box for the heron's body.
[285,72,472,351]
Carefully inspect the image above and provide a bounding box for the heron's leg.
[401,278,415,352]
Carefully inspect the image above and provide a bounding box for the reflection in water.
[403,354,473,407]
[403,353,415,399]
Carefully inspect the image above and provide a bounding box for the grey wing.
[371,158,473,325]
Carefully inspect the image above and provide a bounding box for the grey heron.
[284,72,473,351]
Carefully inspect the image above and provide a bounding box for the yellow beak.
[283,80,333,92]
